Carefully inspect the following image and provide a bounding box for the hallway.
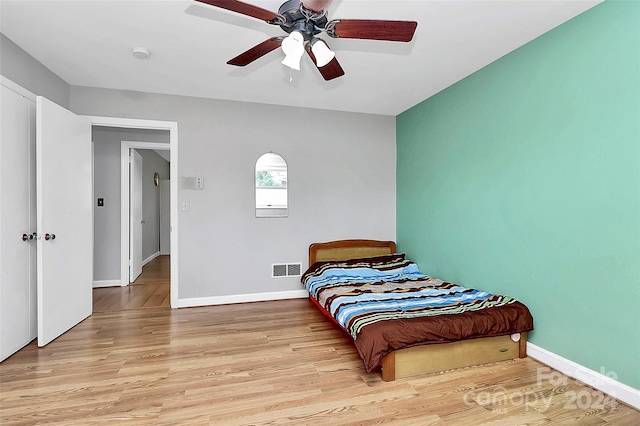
[92,255,170,311]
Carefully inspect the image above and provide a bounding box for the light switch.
[181,200,190,212]
[97,198,104,207]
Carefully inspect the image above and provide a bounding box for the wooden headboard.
[309,239,397,264]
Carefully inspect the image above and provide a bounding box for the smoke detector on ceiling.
[132,47,151,60]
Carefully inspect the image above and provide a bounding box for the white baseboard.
[527,343,640,410]
[92,279,121,288]
[142,251,160,266]
[176,290,308,308]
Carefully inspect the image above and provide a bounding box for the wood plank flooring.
[1,298,638,425]
[93,255,170,311]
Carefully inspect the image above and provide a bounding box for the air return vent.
[272,262,302,278]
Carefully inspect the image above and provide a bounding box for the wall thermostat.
[181,176,204,190]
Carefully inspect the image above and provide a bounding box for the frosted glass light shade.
[281,31,305,71]
[311,39,335,67]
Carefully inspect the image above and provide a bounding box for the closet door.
[36,96,92,347]
[0,84,37,361]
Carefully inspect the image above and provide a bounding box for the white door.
[36,96,93,347]
[0,84,37,360]
[129,150,143,282]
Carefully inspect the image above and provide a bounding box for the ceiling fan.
[195,0,418,80]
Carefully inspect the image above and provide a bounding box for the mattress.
[302,254,534,372]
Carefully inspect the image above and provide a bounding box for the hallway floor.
[92,255,170,311]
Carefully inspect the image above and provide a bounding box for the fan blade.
[195,0,280,23]
[227,37,283,66]
[306,47,345,81]
[327,19,417,42]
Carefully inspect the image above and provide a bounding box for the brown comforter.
[353,301,533,372]
[303,255,534,372]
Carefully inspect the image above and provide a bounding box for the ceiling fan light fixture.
[281,31,305,70]
[310,38,335,67]
[196,0,419,80]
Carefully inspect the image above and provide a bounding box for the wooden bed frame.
[308,239,527,381]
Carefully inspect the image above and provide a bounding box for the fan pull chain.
[289,68,293,83]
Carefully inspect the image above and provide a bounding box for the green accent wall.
[397,1,640,390]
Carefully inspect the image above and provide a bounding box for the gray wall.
[0,33,69,108]
[1,34,397,301]
[92,126,169,282]
[72,86,397,300]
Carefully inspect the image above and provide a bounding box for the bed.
[303,239,534,381]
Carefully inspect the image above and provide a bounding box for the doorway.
[121,143,171,286]
[119,144,171,311]
[93,148,171,309]
[89,116,178,309]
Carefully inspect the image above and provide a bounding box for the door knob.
[45,233,56,241]
[22,234,30,241]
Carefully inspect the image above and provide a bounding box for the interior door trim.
[0,76,36,102]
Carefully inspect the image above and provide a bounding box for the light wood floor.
[1,298,638,425]
[93,255,170,311]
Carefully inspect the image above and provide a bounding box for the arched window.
[255,152,288,218]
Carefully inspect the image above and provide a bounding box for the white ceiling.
[0,0,602,116]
